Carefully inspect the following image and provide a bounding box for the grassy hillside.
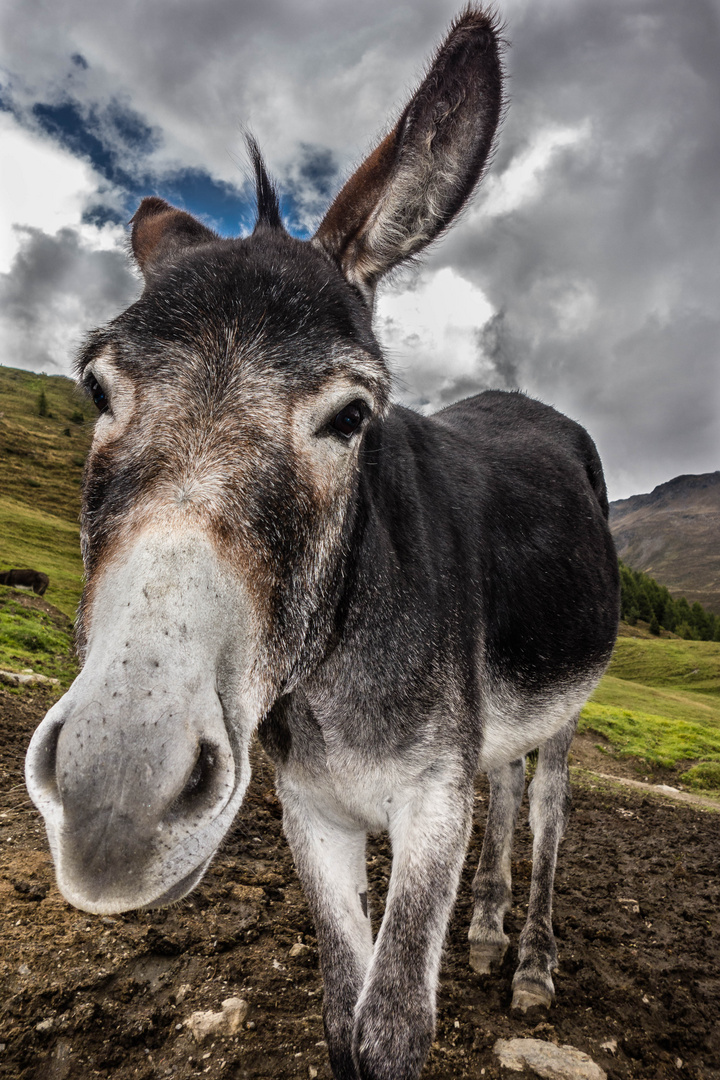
[581,636,720,795]
[0,364,91,617]
[0,590,79,688]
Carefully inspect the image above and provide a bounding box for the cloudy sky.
[1,0,718,500]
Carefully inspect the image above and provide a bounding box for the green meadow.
[581,635,720,796]
[0,591,79,688]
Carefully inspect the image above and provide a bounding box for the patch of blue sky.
[14,84,334,240]
[27,94,248,233]
[280,143,341,237]
[157,168,254,237]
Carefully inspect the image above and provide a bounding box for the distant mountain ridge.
[610,471,720,614]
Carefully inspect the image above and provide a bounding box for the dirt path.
[1,688,719,1080]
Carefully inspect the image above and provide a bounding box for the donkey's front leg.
[279,781,373,1080]
[353,767,474,1080]
[512,716,576,1011]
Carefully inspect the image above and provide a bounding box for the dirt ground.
[1,687,719,1080]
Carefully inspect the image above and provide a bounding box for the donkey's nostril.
[31,720,63,800]
[171,741,219,817]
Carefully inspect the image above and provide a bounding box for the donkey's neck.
[302,404,484,735]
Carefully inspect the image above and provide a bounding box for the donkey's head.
[26,8,503,914]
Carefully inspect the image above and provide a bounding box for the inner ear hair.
[313,6,504,295]
[130,197,219,276]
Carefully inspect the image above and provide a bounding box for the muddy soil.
[1,687,719,1080]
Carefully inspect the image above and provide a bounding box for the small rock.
[617,897,640,914]
[186,998,249,1044]
[494,1037,607,1079]
[17,964,31,976]
[36,1019,54,1033]
[289,942,311,958]
[0,669,59,687]
[676,1058,683,1069]
[175,983,192,1004]
[599,1039,617,1055]
[308,1067,319,1079]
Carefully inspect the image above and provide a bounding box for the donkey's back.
[360,389,617,704]
[437,389,617,687]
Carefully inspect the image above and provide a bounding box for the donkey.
[26,9,619,1080]
[0,568,49,595]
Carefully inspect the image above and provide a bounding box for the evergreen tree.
[617,560,717,637]
[690,602,711,641]
[661,600,677,632]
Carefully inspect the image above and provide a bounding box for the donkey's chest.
[280,683,468,832]
[282,737,460,835]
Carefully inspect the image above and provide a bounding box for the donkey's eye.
[330,400,365,438]
[85,374,109,414]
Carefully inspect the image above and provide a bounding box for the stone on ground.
[186,997,249,1043]
[494,1037,607,1080]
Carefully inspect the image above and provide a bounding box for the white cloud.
[0,110,121,272]
[376,267,496,408]
[478,123,591,220]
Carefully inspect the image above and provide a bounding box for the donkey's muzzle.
[25,685,241,914]
[25,531,257,914]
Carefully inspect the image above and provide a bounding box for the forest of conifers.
[619,560,719,640]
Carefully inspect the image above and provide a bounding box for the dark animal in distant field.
[0,569,49,596]
[26,9,619,1080]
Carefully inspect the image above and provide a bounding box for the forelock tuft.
[247,136,283,231]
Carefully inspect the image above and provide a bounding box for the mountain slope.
[610,472,720,614]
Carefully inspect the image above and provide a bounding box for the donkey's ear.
[313,7,504,297]
[130,197,219,276]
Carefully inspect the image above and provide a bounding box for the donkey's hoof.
[511,983,553,1012]
[469,940,507,974]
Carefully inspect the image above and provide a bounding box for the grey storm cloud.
[0,0,718,497]
[0,226,139,372]
[431,0,720,496]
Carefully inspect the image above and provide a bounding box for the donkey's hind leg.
[468,758,525,973]
[511,714,576,1012]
